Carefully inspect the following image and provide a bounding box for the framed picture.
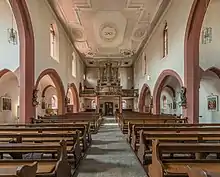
[207,95,218,111]
[0,97,12,111]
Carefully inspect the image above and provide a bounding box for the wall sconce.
[32,89,39,106]
[147,75,151,81]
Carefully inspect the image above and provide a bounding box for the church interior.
[0,0,220,176]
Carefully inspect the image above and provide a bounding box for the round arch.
[153,69,183,114]
[8,0,35,122]
[0,69,11,79]
[35,69,65,115]
[184,0,210,123]
[138,83,151,112]
[205,67,220,79]
[41,85,55,97]
[69,83,80,113]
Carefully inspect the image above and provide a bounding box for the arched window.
[51,95,58,109]
[50,24,59,61]
[72,52,77,77]
[163,22,168,57]
[91,100,96,109]
[122,100,127,109]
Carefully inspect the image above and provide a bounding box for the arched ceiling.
[47,0,171,67]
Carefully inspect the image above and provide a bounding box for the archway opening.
[35,69,65,116]
[153,70,183,116]
[138,84,151,113]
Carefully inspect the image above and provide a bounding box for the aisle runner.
[75,116,147,177]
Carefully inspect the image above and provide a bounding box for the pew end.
[187,167,208,177]
[16,161,38,177]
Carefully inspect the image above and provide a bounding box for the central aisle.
[75,116,147,177]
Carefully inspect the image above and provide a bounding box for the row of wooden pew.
[0,112,102,176]
[118,111,220,177]
[32,112,103,133]
[115,111,188,134]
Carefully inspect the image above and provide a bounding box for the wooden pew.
[117,112,187,133]
[0,123,92,150]
[0,140,71,177]
[130,126,220,151]
[127,123,220,144]
[32,112,102,133]
[0,126,90,151]
[187,167,220,177]
[148,140,220,177]
[0,161,37,177]
[137,131,220,165]
[0,131,82,166]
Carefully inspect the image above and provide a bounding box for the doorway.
[105,102,113,116]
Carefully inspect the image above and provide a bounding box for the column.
[119,96,122,113]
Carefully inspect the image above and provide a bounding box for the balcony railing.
[79,88,96,97]
[79,88,139,97]
[121,89,139,97]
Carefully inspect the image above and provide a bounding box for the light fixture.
[147,75,151,81]
[7,14,17,45]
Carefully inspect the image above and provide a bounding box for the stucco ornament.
[99,23,117,42]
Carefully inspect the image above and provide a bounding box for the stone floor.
[74,116,147,177]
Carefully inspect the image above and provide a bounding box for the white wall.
[199,71,220,123]
[0,72,19,123]
[199,0,220,70]
[25,0,85,100]
[0,0,19,71]
[119,67,133,89]
[133,0,193,111]
[198,0,220,123]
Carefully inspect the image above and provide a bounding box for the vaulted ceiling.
[47,0,171,67]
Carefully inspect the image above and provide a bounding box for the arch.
[184,0,210,123]
[138,83,151,112]
[8,0,35,123]
[41,85,55,97]
[69,83,80,113]
[153,69,183,114]
[0,69,10,79]
[35,69,65,115]
[206,67,220,79]
[164,85,176,97]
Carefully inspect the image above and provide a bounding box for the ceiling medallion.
[120,49,134,58]
[132,26,147,41]
[99,23,117,42]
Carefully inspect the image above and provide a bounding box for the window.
[163,22,168,57]
[50,24,59,61]
[91,100,96,109]
[72,52,77,77]
[51,95,58,109]
[122,100,127,109]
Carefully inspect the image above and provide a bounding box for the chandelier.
[7,14,17,45]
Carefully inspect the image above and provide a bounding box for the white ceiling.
[47,0,171,66]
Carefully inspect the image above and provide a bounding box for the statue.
[179,86,187,107]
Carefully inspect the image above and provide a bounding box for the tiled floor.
[75,116,147,177]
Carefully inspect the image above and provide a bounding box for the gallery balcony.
[121,89,139,97]
[79,88,96,97]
